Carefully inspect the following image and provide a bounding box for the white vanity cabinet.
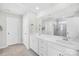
[48,47,63,56]
[38,39,48,56]
[30,35,39,54]
[48,42,63,56]
[30,35,78,56]
[48,42,77,56]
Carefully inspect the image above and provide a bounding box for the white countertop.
[31,33,79,50]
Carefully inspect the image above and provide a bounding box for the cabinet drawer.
[48,46,64,56]
[48,42,65,52]
[48,47,59,56]
[48,42,78,56]
[63,48,77,56]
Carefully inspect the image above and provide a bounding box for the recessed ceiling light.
[35,6,39,10]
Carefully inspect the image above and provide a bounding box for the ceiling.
[0,3,56,16]
[0,3,79,17]
[38,3,79,18]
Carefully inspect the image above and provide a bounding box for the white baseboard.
[0,45,8,49]
[0,42,23,49]
[23,42,30,50]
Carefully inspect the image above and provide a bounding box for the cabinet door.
[48,46,59,56]
[30,35,34,50]
[30,35,39,54]
[38,39,48,56]
[33,37,39,54]
[48,42,64,56]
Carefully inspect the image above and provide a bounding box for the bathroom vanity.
[30,17,79,56]
[30,34,79,56]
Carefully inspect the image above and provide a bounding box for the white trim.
[23,41,30,50]
[0,45,8,49]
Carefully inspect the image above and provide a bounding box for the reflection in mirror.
[41,18,55,35]
[41,17,67,37]
[54,18,67,37]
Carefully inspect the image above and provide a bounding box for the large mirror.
[41,17,55,35]
[41,17,67,37]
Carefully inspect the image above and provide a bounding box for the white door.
[7,15,19,45]
[23,15,29,49]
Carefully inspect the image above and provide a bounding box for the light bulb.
[35,6,39,10]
